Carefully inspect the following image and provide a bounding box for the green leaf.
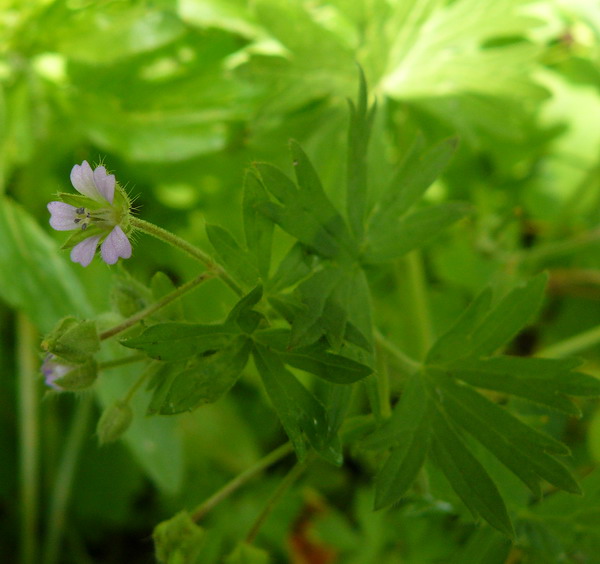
[374,137,458,223]
[266,242,314,293]
[253,344,342,465]
[226,284,264,334]
[224,542,271,564]
[370,375,431,509]
[243,169,274,280]
[364,202,469,263]
[346,65,375,239]
[147,336,253,415]
[206,224,259,288]
[450,356,599,415]
[430,405,514,537]
[449,527,511,564]
[0,197,92,331]
[281,349,372,385]
[254,151,353,259]
[121,322,239,361]
[427,288,493,364]
[256,328,372,384]
[467,272,548,357]
[437,377,581,495]
[289,265,345,349]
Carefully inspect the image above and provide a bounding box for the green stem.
[401,252,433,359]
[43,396,94,564]
[519,227,600,267]
[537,324,600,358]
[192,443,293,522]
[17,314,39,564]
[123,369,152,405]
[99,271,212,341]
[246,457,310,544]
[130,217,242,296]
[98,353,146,371]
[374,329,421,376]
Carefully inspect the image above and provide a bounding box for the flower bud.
[42,354,98,391]
[153,511,205,564]
[97,400,133,444]
[41,317,100,363]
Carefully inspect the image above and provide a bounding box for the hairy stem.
[246,457,310,544]
[17,314,40,564]
[100,272,213,341]
[192,443,293,522]
[130,217,242,296]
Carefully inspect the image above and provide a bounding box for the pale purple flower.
[47,161,132,267]
[41,354,71,390]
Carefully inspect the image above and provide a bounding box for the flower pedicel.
[48,161,133,267]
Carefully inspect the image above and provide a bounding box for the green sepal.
[60,225,104,250]
[153,511,206,564]
[41,316,100,363]
[97,400,133,444]
[53,192,104,210]
[54,356,98,391]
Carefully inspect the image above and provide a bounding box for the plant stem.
[519,227,600,267]
[130,217,242,296]
[246,456,310,544]
[99,271,213,341]
[17,314,39,564]
[537,324,600,358]
[43,395,94,564]
[374,329,421,376]
[404,251,433,358]
[123,368,152,405]
[192,443,293,522]
[98,353,147,371]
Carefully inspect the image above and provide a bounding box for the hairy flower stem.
[192,443,293,522]
[246,456,311,544]
[99,272,213,341]
[130,217,242,296]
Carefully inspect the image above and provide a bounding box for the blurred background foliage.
[2,0,600,562]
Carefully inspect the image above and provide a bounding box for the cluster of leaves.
[116,75,600,550]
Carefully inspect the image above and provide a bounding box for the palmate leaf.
[253,344,342,465]
[346,65,376,240]
[254,329,372,385]
[147,336,253,415]
[363,137,466,263]
[368,274,600,535]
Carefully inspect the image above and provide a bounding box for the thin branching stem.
[192,443,293,522]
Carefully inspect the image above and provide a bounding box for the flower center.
[74,207,92,231]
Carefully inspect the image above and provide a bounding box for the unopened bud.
[42,354,98,391]
[153,511,205,564]
[41,317,100,363]
[97,400,133,444]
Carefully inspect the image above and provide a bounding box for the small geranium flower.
[48,161,133,267]
[41,354,71,390]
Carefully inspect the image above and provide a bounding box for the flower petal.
[100,226,132,265]
[42,354,71,390]
[48,201,79,231]
[70,161,104,202]
[93,165,116,204]
[70,235,101,267]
